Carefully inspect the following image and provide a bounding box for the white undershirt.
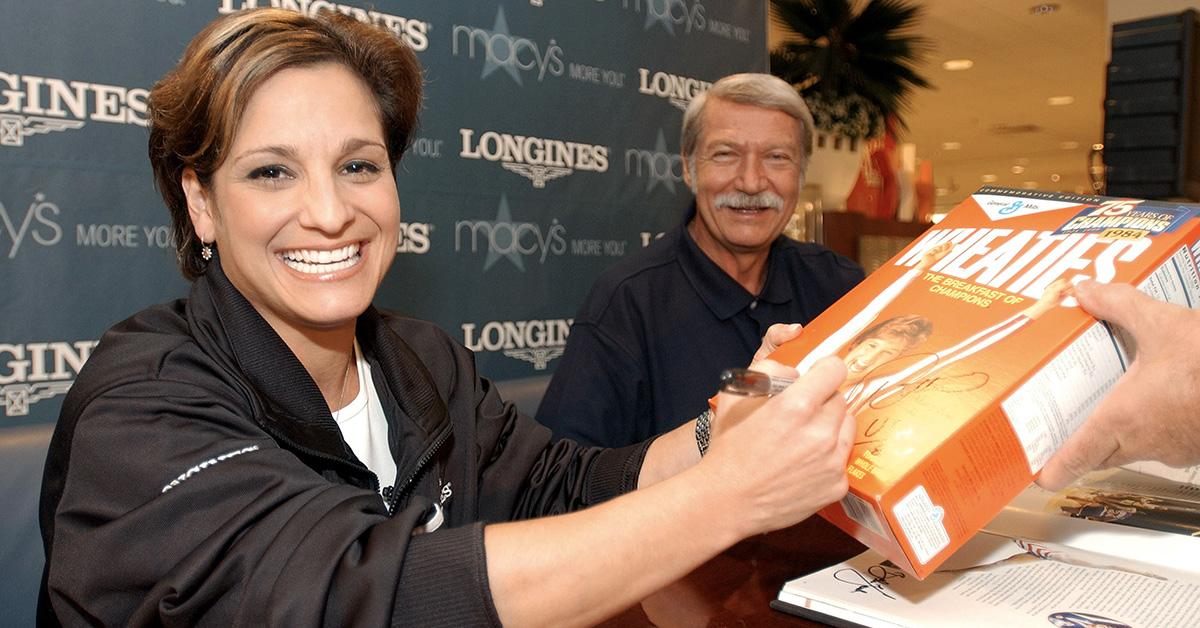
[333,341,396,498]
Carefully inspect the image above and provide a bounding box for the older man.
[537,73,864,447]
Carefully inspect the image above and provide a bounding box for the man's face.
[684,97,804,257]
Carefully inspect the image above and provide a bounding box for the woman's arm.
[484,357,854,627]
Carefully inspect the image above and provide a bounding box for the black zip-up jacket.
[38,260,650,626]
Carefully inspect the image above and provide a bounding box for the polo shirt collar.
[677,203,792,321]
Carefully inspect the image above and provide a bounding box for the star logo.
[480,6,524,85]
[484,195,524,272]
[648,129,678,195]
[643,0,680,35]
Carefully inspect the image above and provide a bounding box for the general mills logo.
[461,319,571,370]
[0,340,98,417]
[0,71,149,147]
[999,200,1024,215]
[217,1,430,51]
[624,129,685,195]
[454,195,567,272]
[637,68,711,111]
[452,7,564,85]
[621,0,706,36]
[396,222,431,254]
[0,193,64,259]
[459,128,608,189]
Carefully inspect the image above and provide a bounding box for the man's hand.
[1038,280,1200,490]
[753,323,803,362]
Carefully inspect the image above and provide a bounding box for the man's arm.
[1038,280,1200,490]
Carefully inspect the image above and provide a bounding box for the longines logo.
[455,195,567,272]
[461,319,571,370]
[217,1,431,51]
[0,193,64,259]
[452,7,564,85]
[621,0,706,36]
[0,71,149,147]
[1,340,98,417]
[396,222,431,254]
[624,129,685,195]
[459,128,608,189]
[637,68,710,111]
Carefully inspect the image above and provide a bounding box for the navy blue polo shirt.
[536,215,864,447]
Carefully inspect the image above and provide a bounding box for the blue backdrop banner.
[0,0,767,426]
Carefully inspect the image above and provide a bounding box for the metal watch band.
[695,409,712,457]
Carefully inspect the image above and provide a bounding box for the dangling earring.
[201,242,213,261]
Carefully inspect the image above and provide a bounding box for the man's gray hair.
[680,73,815,167]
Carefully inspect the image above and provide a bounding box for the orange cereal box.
[770,187,1200,578]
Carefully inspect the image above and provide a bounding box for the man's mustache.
[713,191,785,210]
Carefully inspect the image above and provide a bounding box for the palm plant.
[770,0,931,139]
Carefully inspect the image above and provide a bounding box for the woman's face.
[184,63,400,341]
[842,336,907,384]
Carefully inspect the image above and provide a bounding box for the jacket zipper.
[387,422,451,516]
[255,399,450,516]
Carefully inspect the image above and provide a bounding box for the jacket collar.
[187,258,448,461]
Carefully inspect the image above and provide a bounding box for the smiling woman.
[180,64,401,400]
[39,8,860,628]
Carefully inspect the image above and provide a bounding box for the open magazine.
[773,469,1200,628]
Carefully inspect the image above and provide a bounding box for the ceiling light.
[981,174,998,183]
[1047,96,1075,106]
[1050,173,1061,182]
[1092,143,1104,151]
[1030,3,1060,15]
[1011,165,1026,174]
[942,59,974,71]
[1022,181,1039,189]
[942,141,962,150]
[930,213,947,224]
[1060,141,1079,150]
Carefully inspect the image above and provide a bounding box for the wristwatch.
[695,409,712,456]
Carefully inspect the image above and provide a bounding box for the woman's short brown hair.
[852,314,933,352]
[148,8,422,279]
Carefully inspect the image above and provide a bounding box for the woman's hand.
[700,356,854,537]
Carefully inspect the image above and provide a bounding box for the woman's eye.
[344,160,381,176]
[248,165,289,180]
